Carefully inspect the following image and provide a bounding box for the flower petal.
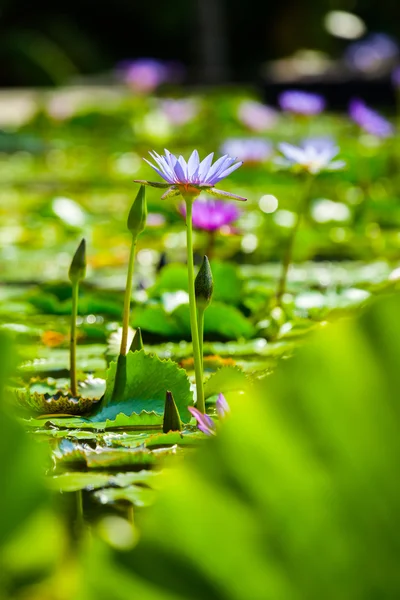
[279,143,306,164]
[213,160,243,183]
[188,149,200,179]
[198,152,214,179]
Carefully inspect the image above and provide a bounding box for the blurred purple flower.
[216,393,230,418]
[118,58,167,93]
[180,197,241,231]
[392,66,400,88]
[135,149,246,201]
[220,138,273,164]
[159,98,200,126]
[279,90,326,115]
[345,33,399,74]
[188,406,216,435]
[349,99,394,138]
[237,100,278,132]
[277,139,345,174]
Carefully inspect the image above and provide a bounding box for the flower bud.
[127,185,147,238]
[163,390,182,433]
[129,327,144,352]
[68,239,86,283]
[195,255,213,309]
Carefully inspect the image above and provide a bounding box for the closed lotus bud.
[163,390,182,433]
[127,185,147,238]
[68,239,86,283]
[195,255,213,309]
[129,327,144,352]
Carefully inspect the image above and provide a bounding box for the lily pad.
[92,350,192,423]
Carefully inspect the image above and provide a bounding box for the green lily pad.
[93,485,155,508]
[49,470,160,492]
[204,365,250,399]
[92,350,192,423]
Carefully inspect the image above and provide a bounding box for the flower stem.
[197,306,205,371]
[276,176,313,305]
[185,197,205,414]
[70,280,79,396]
[120,236,137,356]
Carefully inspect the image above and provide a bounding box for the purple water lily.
[277,139,345,174]
[349,99,393,138]
[345,33,398,74]
[180,197,241,231]
[118,58,167,93]
[220,138,273,164]
[134,149,246,201]
[160,98,200,126]
[237,100,278,132]
[188,406,216,436]
[189,393,230,435]
[279,90,326,115]
[216,393,230,418]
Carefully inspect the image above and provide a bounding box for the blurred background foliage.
[3,292,400,598]
[0,0,399,86]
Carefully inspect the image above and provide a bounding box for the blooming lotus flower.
[277,139,345,174]
[180,197,241,231]
[279,90,326,115]
[220,138,273,164]
[134,149,246,201]
[237,100,278,132]
[349,99,393,138]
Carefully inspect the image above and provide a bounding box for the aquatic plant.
[275,139,345,303]
[278,90,326,115]
[135,149,246,413]
[237,100,278,132]
[349,98,394,137]
[68,239,86,396]
[220,138,273,164]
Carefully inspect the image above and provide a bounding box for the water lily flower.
[278,90,326,115]
[118,58,167,93]
[179,197,241,231]
[237,100,278,132]
[277,139,345,174]
[189,393,230,435]
[216,393,230,418]
[349,98,394,138]
[345,33,398,74]
[220,138,273,164]
[188,406,217,436]
[134,149,246,201]
[159,98,200,126]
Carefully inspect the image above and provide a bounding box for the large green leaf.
[92,350,193,423]
[101,293,400,600]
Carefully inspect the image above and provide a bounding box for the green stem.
[184,197,205,414]
[75,490,84,530]
[70,281,79,396]
[197,306,205,371]
[276,176,313,305]
[120,236,137,356]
